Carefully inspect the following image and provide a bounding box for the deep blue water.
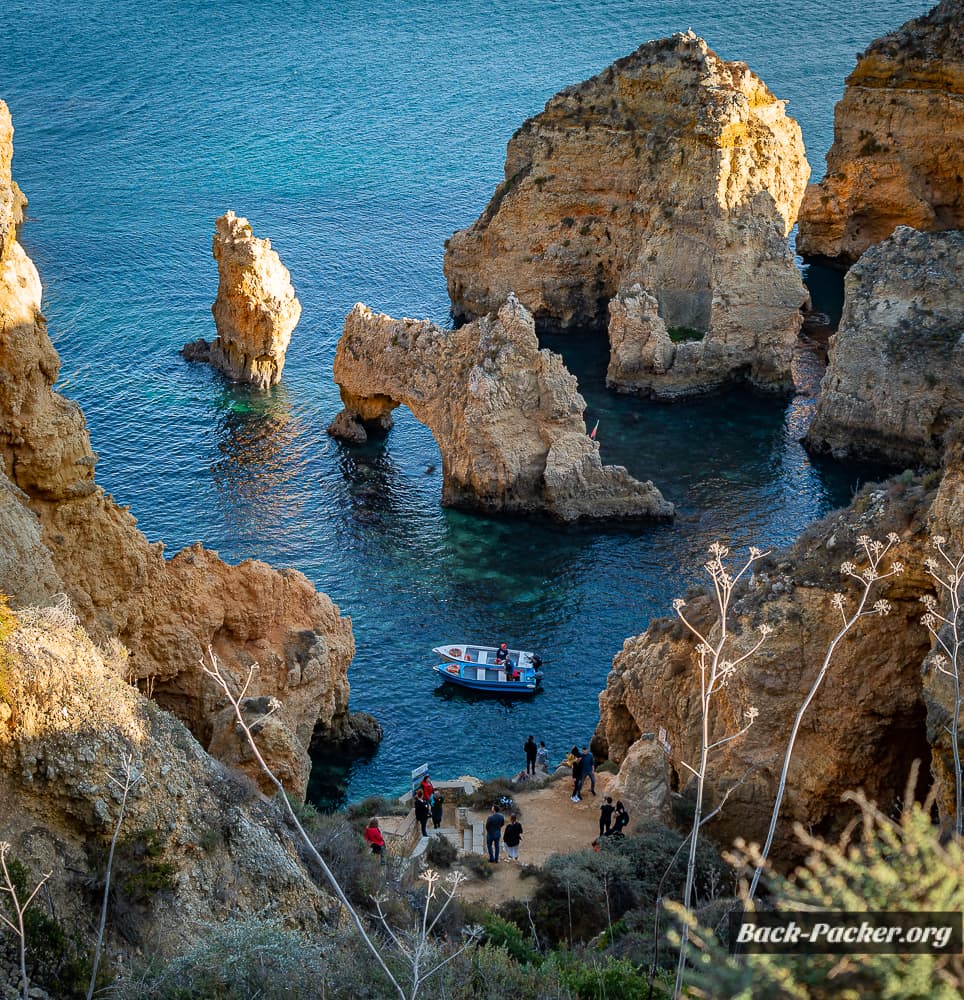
[0,1,927,805]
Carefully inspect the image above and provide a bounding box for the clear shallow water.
[0,0,925,805]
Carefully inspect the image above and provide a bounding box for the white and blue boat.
[431,643,544,695]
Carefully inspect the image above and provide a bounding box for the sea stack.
[0,106,362,792]
[185,211,301,388]
[805,227,964,467]
[444,31,810,398]
[797,0,964,265]
[328,295,673,522]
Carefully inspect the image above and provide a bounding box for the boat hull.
[433,643,540,670]
[433,663,541,695]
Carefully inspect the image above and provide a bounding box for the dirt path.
[457,771,617,906]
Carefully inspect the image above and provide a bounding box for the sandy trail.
[456,771,618,906]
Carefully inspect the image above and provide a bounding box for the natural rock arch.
[328,295,673,522]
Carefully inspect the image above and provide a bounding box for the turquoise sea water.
[0,1,929,804]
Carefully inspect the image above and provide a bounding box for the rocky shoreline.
[0,0,962,986]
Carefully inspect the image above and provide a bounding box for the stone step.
[471,820,484,855]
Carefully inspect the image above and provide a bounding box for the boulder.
[797,0,964,264]
[329,295,672,521]
[444,32,810,397]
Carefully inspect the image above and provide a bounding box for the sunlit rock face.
[444,31,810,397]
[797,0,964,265]
[805,227,964,467]
[0,102,360,792]
[184,211,301,389]
[595,444,964,858]
[329,295,673,521]
[0,614,332,957]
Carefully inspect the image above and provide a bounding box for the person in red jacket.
[364,818,385,861]
[420,774,435,802]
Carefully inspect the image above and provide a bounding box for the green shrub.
[119,829,176,903]
[461,853,495,880]
[479,911,541,965]
[550,951,657,1000]
[666,326,704,343]
[464,779,520,813]
[685,794,964,999]
[426,833,458,869]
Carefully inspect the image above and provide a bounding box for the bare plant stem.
[671,545,769,1000]
[746,534,902,905]
[87,754,142,1000]
[202,650,406,1000]
[922,537,964,836]
[0,842,51,1000]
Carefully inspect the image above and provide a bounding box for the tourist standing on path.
[570,746,584,802]
[581,746,596,796]
[524,735,538,775]
[485,804,505,862]
[364,818,386,863]
[431,790,444,830]
[599,796,615,836]
[611,800,630,837]
[536,741,550,772]
[503,814,523,862]
[414,789,430,838]
[420,773,435,803]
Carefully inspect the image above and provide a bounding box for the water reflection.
[209,382,314,543]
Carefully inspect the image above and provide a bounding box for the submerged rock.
[444,31,810,397]
[797,0,964,264]
[185,211,301,389]
[330,295,673,521]
[805,227,963,467]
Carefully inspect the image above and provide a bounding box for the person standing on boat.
[414,789,430,838]
[495,642,511,665]
[536,741,550,772]
[523,735,538,775]
[485,803,505,862]
[503,814,523,862]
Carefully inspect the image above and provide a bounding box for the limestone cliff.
[328,295,673,521]
[594,470,955,858]
[0,606,330,957]
[805,227,963,467]
[183,211,301,389]
[444,32,810,397]
[797,0,964,264]
[0,101,363,794]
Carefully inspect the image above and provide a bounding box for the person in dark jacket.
[485,804,505,862]
[413,789,430,837]
[523,735,538,775]
[611,800,630,837]
[431,791,444,829]
[503,814,523,862]
[570,746,584,802]
[599,796,615,836]
[581,746,596,796]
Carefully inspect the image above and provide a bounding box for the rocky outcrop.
[329,296,673,521]
[0,102,363,794]
[594,471,953,859]
[0,607,330,957]
[444,32,810,397]
[183,211,301,389]
[805,227,964,467]
[797,0,964,264]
